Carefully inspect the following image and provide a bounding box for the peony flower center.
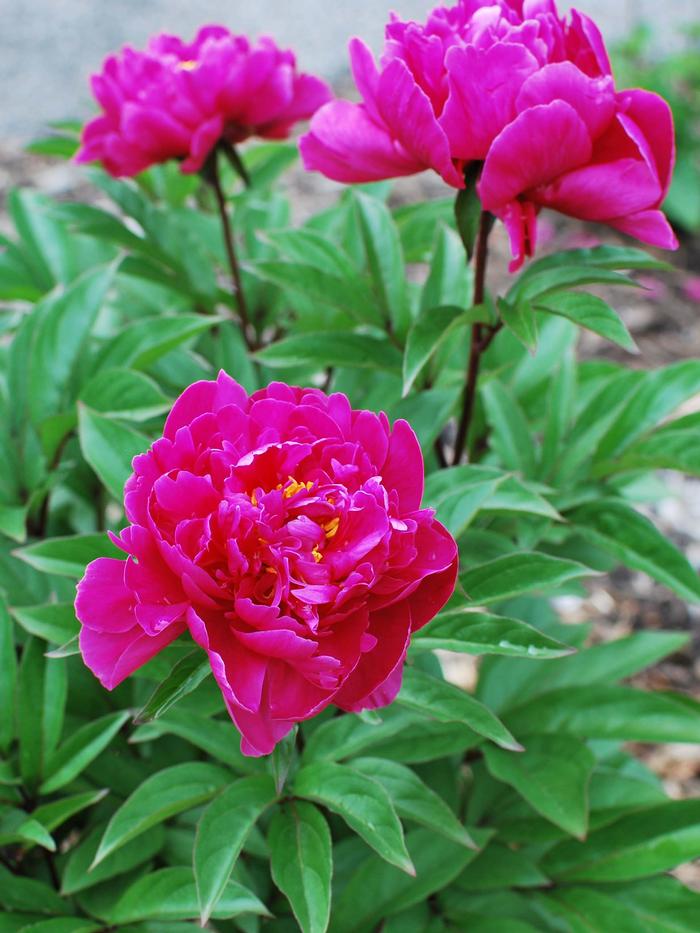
[278,477,315,499]
[177,59,198,71]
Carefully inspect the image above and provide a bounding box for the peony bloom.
[75,374,458,756]
[300,0,677,270]
[77,25,331,177]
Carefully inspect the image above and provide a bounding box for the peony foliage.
[1,2,700,930]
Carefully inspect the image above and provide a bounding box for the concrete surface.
[1,0,697,140]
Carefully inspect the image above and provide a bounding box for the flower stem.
[452,210,499,466]
[206,151,256,351]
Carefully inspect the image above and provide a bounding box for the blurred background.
[0,0,698,138]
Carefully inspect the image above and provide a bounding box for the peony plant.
[1,4,700,932]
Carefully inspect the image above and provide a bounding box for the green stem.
[206,151,256,351]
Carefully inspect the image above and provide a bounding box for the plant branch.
[206,150,256,351]
[452,210,497,466]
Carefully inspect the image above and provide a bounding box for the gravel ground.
[2,0,698,141]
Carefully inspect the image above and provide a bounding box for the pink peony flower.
[75,374,458,756]
[77,25,331,177]
[300,0,677,270]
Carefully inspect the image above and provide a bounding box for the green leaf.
[601,876,700,932]
[594,360,700,461]
[301,708,418,765]
[293,761,413,874]
[11,603,79,645]
[42,654,67,758]
[604,419,700,477]
[0,504,28,544]
[484,734,595,838]
[351,758,475,848]
[134,650,210,724]
[403,304,486,396]
[0,806,55,851]
[269,801,332,933]
[0,597,16,752]
[412,608,573,659]
[41,710,129,794]
[483,476,561,521]
[331,827,490,933]
[61,823,165,895]
[97,314,224,371]
[508,265,637,304]
[110,868,268,925]
[79,368,171,421]
[194,775,277,924]
[256,332,401,373]
[17,638,45,788]
[570,499,700,603]
[498,298,538,352]
[542,799,700,882]
[32,788,108,833]
[353,191,409,337]
[27,266,116,424]
[94,762,230,866]
[460,552,592,604]
[540,350,576,478]
[397,668,521,751]
[535,291,636,352]
[507,686,700,744]
[454,181,482,260]
[481,381,536,476]
[132,708,262,774]
[78,406,149,500]
[423,466,503,539]
[480,631,689,715]
[421,224,472,312]
[521,244,672,278]
[15,533,119,578]
[243,141,298,189]
[456,843,549,892]
[12,919,101,933]
[0,864,69,915]
[245,260,379,326]
[540,881,699,933]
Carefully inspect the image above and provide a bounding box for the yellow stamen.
[312,545,323,563]
[178,59,198,71]
[277,476,314,499]
[323,517,340,539]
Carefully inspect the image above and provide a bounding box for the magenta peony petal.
[516,61,615,139]
[408,522,460,631]
[187,608,267,714]
[300,100,425,184]
[79,621,185,690]
[607,210,679,250]
[441,42,539,160]
[534,157,662,222]
[479,100,593,210]
[164,371,248,439]
[75,558,134,634]
[619,89,675,198]
[382,419,425,512]
[349,38,383,123]
[333,602,412,712]
[376,59,464,188]
[231,701,297,758]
